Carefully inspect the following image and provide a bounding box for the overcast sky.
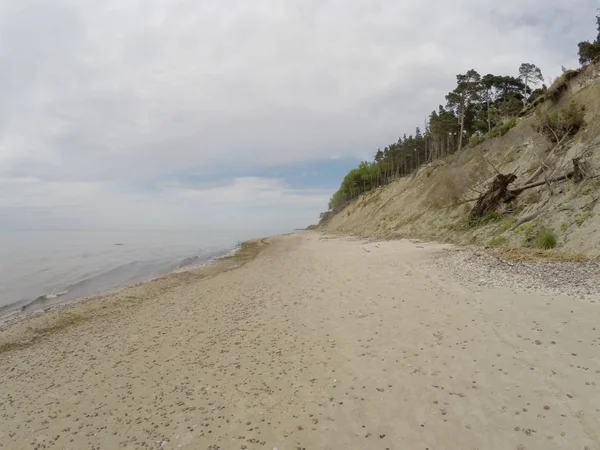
[0,0,596,230]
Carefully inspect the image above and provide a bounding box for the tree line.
[321,12,600,221]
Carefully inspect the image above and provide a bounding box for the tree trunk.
[469,173,517,220]
[487,97,491,133]
[458,102,465,151]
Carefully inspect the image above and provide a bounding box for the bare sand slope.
[1,233,599,450]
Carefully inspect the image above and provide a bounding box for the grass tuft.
[535,229,557,250]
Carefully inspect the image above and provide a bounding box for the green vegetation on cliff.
[321,13,600,225]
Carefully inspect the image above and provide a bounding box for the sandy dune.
[1,233,599,450]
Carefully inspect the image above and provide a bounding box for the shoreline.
[1,232,599,449]
[0,242,245,326]
[0,237,270,349]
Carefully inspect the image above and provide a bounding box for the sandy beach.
[1,232,599,450]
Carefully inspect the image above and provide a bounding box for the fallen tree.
[468,157,589,220]
[469,173,517,221]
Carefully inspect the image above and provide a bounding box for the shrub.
[535,229,557,249]
[471,210,503,226]
[517,223,538,241]
[488,235,508,246]
[578,40,600,66]
[469,135,483,147]
[499,117,517,136]
[498,218,517,233]
[483,117,517,140]
[546,69,582,102]
[535,101,586,143]
[450,217,471,230]
[318,211,332,225]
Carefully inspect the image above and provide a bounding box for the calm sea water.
[0,229,283,315]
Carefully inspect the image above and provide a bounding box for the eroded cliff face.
[324,63,600,257]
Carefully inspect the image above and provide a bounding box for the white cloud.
[0,176,329,230]
[0,0,596,228]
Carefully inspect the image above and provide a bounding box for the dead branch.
[467,186,484,195]
[521,133,570,186]
[510,172,573,195]
[530,150,556,194]
[483,156,502,175]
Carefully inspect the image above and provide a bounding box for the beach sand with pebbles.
[1,232,599,450]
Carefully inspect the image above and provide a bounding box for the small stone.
[543,405,550,410]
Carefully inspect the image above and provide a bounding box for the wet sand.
[1,233,599,449]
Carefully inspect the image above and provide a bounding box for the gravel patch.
[436,249,600,300]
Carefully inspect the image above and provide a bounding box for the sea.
[0,229,285,318]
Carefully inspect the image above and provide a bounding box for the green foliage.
[470,210,504,227]
[305,224,318,230]
[517,223,537,241]
[320,26,597,224]
[318,211,332,225]
[469,135,483,147]
[488,235,508,246]
[320,15,600,224]
[449,217,471,231]
[535,229,557,249]
[498,217,517,233]
[560,222,569,232]
[535,101,586,143]
[578,13,600,65]
[518,63,544,101]
[484,117,517,139]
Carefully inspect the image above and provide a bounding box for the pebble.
[436,251,600,299]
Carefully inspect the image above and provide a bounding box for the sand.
[1,232,599,450]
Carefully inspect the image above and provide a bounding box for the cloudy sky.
[0,0,596,230]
